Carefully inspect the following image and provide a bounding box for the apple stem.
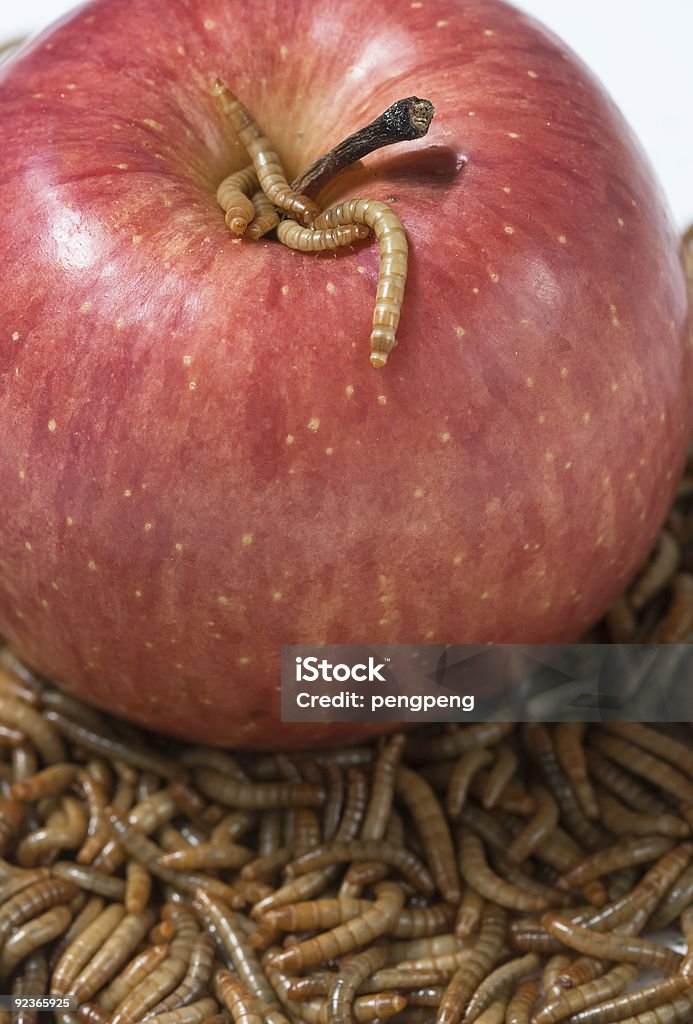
[291,97,435,198]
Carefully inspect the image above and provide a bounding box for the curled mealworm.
[459,832,552,912]
[629,528,680,609]
[216,164,258,234]
[506,977,539,1024]
[556,836,675,891]
[0,696,65,763]
[446,749,494,819]
[0,904,72,978]
[277,219,370,251]
[325,943,389,1024]
[532,962,638,1024]
[396,766,460,903]
[193,768,324,810]
[437,904,507,1024]
[143,932,216,1018]
[193,888,277,1009]
[246,188,280,239]
[269,880,405,971]
[589,732,693,804]
[464,952,539,1023]
[16,795,88,867]
[541,914,682,971]
[555,724,599,820]
[69,908,156,1002]
[213,80,320,226]
[507,783,560,863]
[314,199,407,368]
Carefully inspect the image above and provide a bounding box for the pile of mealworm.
[0,280,691,1024]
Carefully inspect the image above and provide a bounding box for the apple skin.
[0,0,690,748]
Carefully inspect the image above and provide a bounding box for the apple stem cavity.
[291,97,435,198]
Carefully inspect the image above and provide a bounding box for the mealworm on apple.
[437,904,507,1024]
[268,880,405,971]
[276,219,370,252]
[213,79,320,226]
[313,199,407,368]
[531,962,638,1024]
[505,977,539,1024]
[0,904,72,979]
[246,188,281,239]
[216,163,258,234]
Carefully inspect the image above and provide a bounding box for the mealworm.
[260,895,368,933]
[506,978,539,1024]
[464,953,539,1023]
[541,914,681,971]
[76,1004,110,1024]
[212,810,258,846]
[276,218,370,251]
[321,762,344,843]
[213,80,320,226]
[143,932,215,1018]
[557,957,609,991]
[396,766,460,903]
[241,846,292,881]
[0,797,24,853]
[562,975,693,1024]
[0,904,72,978]
[216,968,272,1024]
[16,796,88,867]
[127,789,177,833]
[493,853,573,908]
[325,943,389,1024]
[141,998,220,1024]
[555,724,599,820]
[629,528,679,609]
[124,859,151,914]
[532,963,638,1024]
[658,572,693,641]
[246,188,280,239]
[472,773,537,817]
[159,840,253,871]
[649,862,693,929]
[313,199,407,368]
[595,790,689,838]
[0,876,79,944]
[481,744,518,810]
[524,725,603,850]
[108,810,244,907]
[0,696,65,763]
[192,889,277,1009]
[405,724,516,763]
[216,164,258,234]
[360,735,405,842]
[459,832,552,912]
[679,906,693,976]
[543,954,575,999]
[51,902,126,995]
[389,932,460,964]
[507,784,560,863]
[69,908,156,1002]
[269,881,405,971]
[585,750,668,816]
[446,749,494,819]
[97,943,170,1012]
[12,742,39,785]
[364,967,450,993]
[193,768,324,810]
[437,904,507,1024]
[11,764,79,802]
[110,903,198,1024]
[13,951,48,1024]
[459,803,512,852]
[456,885,485,938]
[43,710,183,779]
[181,747,250,780]
[599,723,693,779]
[589,732,693,804]
[51,861,127,900]
[556,836,675,892]
[286,839,434,895]
[0,663,41,705]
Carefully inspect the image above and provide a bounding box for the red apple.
[0,0,690,748]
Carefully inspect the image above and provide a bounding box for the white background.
[3,0,692,231]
